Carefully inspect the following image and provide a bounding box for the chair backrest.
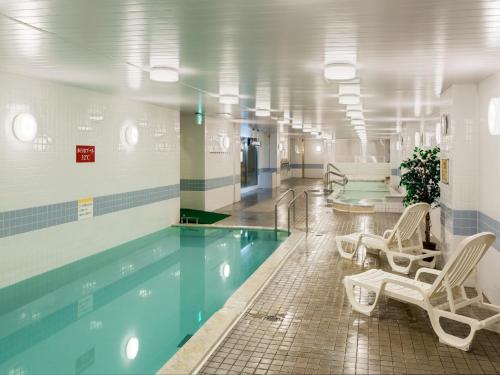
[386,202,430,245]
[428,232,496,298]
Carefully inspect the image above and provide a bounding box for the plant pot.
[422,241,437,262]
[423,241,437,250]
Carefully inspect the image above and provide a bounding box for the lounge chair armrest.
[415,267,441,282]
[359,233,384,241]
[380,278,428,300]
[383,230,393,239]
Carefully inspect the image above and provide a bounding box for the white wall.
[0,71,180,288]
[477,74,500,303]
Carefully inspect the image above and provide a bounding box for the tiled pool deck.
[200,179,500,375]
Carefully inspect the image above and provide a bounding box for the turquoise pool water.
[0,227,287,375]
[337,181,389,203]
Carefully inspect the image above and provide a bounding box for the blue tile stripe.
[391,168,401,176]
[180,175,238,191]
[258,167,278,174]
[0,184,180,238]
[290,163,323,169]
[440,202,500,250]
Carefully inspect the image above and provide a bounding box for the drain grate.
[248,312,286,322]
[264,314,285,322]
[177,334,193,348]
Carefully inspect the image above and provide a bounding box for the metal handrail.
[327,162,343,175]
[274,188,296,232]
[324,171,348,191]
[287,190,310,235]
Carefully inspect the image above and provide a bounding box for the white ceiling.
[1,0,500,138]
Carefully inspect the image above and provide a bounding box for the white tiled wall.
[204,117,240,211]
[0,71,180,287]
[334,162,390,181]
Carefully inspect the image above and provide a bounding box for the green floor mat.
[180,208,230,224]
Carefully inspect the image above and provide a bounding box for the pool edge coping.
[156,228,306,375]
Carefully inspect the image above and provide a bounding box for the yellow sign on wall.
[78,197,94,220]
[441,159,449,184]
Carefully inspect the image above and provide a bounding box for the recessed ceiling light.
[255,108,270,117]
[339,83,360,96]
[291,123,302,129]
[324,63,356,80]
[346,110,363,119]
[339,94,360,105]
[346,104,363,111]
[351,119,365,126]
[149,66,179,82]
[219,94,239,105]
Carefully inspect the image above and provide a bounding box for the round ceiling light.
[149,66,179,82]
[219,94,239,105]
[255,108,270,117]
[488,98,500,135]
[12,113,38,142]
[339,94,360,105]
[324,63,356,80]
[125,337,140,360]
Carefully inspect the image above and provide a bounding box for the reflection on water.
[0,227,287,374]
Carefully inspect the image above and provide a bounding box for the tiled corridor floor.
[201,179,500,374]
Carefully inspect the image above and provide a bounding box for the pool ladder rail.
[274,188,312,235]
[324,163,348,192]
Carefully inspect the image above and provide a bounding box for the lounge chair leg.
[428,310,477,351]
[336,237,356,260]
[386,253,412,274]
[343,279,381,316]
[419,256,437,269]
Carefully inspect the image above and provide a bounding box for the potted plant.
[399,146,440,249]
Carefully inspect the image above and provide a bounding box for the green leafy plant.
[399,146,441,244]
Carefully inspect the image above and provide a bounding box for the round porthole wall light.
[122,123,139,146]
[488,97,500,135]
[12,113,38,142]
[220,135,230,151]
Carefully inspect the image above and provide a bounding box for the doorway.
[240,138,258,188]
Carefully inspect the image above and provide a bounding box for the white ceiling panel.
[1,0,500,138]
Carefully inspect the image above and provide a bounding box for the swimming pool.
[0,226,288,375]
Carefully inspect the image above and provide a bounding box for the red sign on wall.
[76,145,95,163]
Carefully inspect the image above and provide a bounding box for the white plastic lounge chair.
[335,202,440,274]
[344,232,500,351]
